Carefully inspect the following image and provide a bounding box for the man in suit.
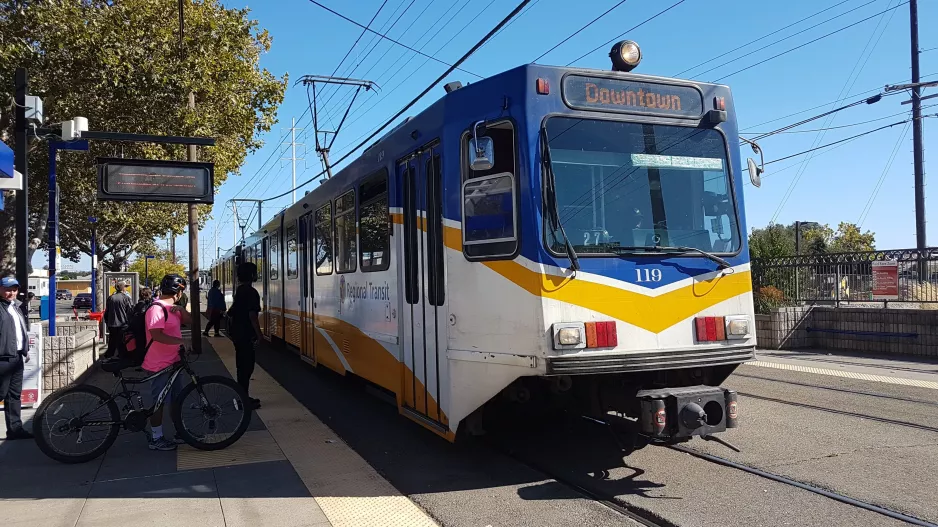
[0,277,33,440]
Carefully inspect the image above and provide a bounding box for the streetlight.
[794,221,820,255]
[144,255,156,288]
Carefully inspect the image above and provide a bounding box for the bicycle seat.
[100,357,139,373]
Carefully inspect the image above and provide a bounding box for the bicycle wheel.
[171,375,251,451]
[33,385,121,464]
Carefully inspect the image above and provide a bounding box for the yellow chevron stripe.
[395,217,751,333]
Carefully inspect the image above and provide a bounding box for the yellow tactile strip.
[747,360,938,390]
[177,429,286,471]
[211,338,439,527]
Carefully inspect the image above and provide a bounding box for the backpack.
[121,302,169,365]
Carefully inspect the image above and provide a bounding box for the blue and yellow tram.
[213,44,758,443]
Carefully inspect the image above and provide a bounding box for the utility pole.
[180,0,202,353]
[910,0,926,250]
[14,68,28,298]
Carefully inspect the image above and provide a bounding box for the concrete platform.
[753,348,938,389]
[0,334,438,527]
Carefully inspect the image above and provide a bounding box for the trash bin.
[40,295,49,321]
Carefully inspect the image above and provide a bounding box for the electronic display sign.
[97,158,214,204]
[563,75,704,118]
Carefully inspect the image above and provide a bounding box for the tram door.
[299,213,316,364]
[398,143,448,428]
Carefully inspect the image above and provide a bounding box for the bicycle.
[32,346,252,464]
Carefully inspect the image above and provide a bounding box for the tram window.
[462,121,518,259]
[335,190,357,273]
[286,225,298,279]
[269,230,280,281]
[359,170,390,272]
[255,243,263,281]
[315,203,333,275]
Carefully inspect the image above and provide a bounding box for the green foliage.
[0,0,286,272]
[128,249,185,289]
[749,222,876,259]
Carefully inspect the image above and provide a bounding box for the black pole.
[911,0,926,250]
[795,221,802,255]
[257,201,262,230]
[14,68,28,297]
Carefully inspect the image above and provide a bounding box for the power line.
[749,92,886,142]
[532,0,629,63]
[262,0,533,203]
[742,102,938,136]
[307,0,482,79]
[314,0,478,128]
[674,0,857,77]
[310,0,392,129]
[739,72,937,131]
[713,2,908,82]
[564,0,687,66]
[766,119,911,166]
[858,121,911,226]
[690,0,881,80]
[768,0,902,222]
[330,0,497,154]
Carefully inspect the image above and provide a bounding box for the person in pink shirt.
[142,274,191,451]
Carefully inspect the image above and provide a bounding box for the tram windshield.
[544,117,741,256]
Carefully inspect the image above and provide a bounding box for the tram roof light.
[610,40,642,72]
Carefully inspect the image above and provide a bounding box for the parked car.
[56,289,72,300]
[72,293,93,310]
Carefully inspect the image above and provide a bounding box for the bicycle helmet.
[159,274,188,295]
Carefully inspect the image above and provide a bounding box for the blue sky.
[39,0,938,271]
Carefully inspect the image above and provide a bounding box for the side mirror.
[748,158,762,188]
[740,137,764,188]
[469,120,494,171]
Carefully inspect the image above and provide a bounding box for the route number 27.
[635,269,662,283]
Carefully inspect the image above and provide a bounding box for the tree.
[748,223,795,260]
[0,0,286,274]
[749,222,875,259]
[128,249,185,290]
[830,222,876,252]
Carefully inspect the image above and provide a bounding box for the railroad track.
[497,445,675,527]
[669,445,938,527]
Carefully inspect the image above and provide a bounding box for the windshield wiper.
[542,129,579,272]
[609,245,732,269]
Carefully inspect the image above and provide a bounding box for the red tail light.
[695,316,726,342]
[584,321,618,348]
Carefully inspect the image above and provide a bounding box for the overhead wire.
[858,121,911,226]
[687,0,882,80]
[564,0,688,66]
[531,0,629,63]
[315,0,476,129]
[307,0,482,79]
[739,72,937,131]
[330,0,497,155]
[674,0,857,77]
[262,0,534,203]
[712,1,908,83]
[769,0,902,222]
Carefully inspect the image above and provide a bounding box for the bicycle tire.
[171,375,251,451]
[32,384,121,464]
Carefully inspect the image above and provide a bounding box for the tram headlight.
[725,315,751,338]
[610,40,642,72]
[557,327,582,346]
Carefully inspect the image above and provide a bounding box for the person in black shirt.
[103,282,134,358]
[227,262,262,409]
